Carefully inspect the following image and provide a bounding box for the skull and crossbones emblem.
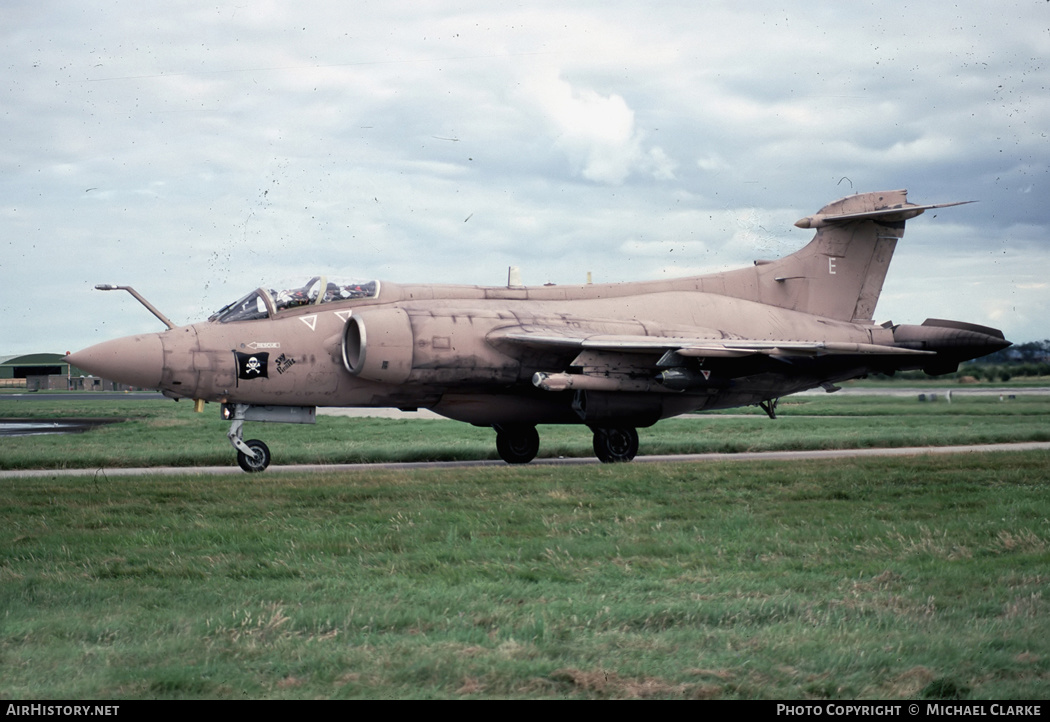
[244,356,262,374]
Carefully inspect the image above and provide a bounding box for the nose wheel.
[237,439,272,473]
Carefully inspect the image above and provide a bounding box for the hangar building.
[0,353,132,391]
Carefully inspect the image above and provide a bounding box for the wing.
[492,329,934,358]
[488,327,934,392]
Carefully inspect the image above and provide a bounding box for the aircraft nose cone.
[66,334,164,389]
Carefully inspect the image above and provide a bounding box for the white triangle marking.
[300,315,318,331]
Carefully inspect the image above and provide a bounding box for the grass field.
[2,391,1050,470]
[1,392,1049,699]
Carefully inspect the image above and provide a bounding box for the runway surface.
[3,441,1048,479]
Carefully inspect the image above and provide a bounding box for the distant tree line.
[961,339,1050,381]
[970,339,1050,365]
[874,340,1050,382]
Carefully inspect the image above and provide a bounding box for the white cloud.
[521,70,675,184]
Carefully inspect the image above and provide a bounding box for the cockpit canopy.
[211,277,379,323]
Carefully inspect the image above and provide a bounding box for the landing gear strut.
[592,426,638,463]
[759,398,779,419]
[494,424,540,464]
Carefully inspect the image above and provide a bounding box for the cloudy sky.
[3,0,1048,357]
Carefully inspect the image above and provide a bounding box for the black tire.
[237,439,271,472]
[593,426,638,463]
[495,425,540,464]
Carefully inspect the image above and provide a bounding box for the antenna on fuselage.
[507,266,524,288]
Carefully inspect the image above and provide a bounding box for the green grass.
[2,392,1049,470]
[2,452,1049,698]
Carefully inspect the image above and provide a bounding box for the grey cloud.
[2,0,1048,355]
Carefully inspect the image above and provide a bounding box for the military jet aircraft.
[67,189,1009,471]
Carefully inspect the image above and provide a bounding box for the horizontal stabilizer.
[794,200,975,229]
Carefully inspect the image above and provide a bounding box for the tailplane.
[713,190,973,323]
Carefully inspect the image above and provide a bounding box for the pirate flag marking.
[234,351,269,381]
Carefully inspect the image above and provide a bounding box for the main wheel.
[237,439,272,472]
[593,426,638,463]
[495,425,540,464]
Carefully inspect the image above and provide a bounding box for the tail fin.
[714,190,972,323]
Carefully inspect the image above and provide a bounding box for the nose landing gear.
[226,411,270,472]
[222,403,317,472]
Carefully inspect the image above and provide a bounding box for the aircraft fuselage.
[71,282,1003,425]
[65,190,1012,469]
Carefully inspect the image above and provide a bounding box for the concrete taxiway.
[3,441,1048,479]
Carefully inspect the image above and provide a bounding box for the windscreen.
[211,290,269,323]
[211,278,379,323]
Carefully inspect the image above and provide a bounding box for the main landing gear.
[492,424,639,464]
[494,424,540,464]
[591,426,639,463]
